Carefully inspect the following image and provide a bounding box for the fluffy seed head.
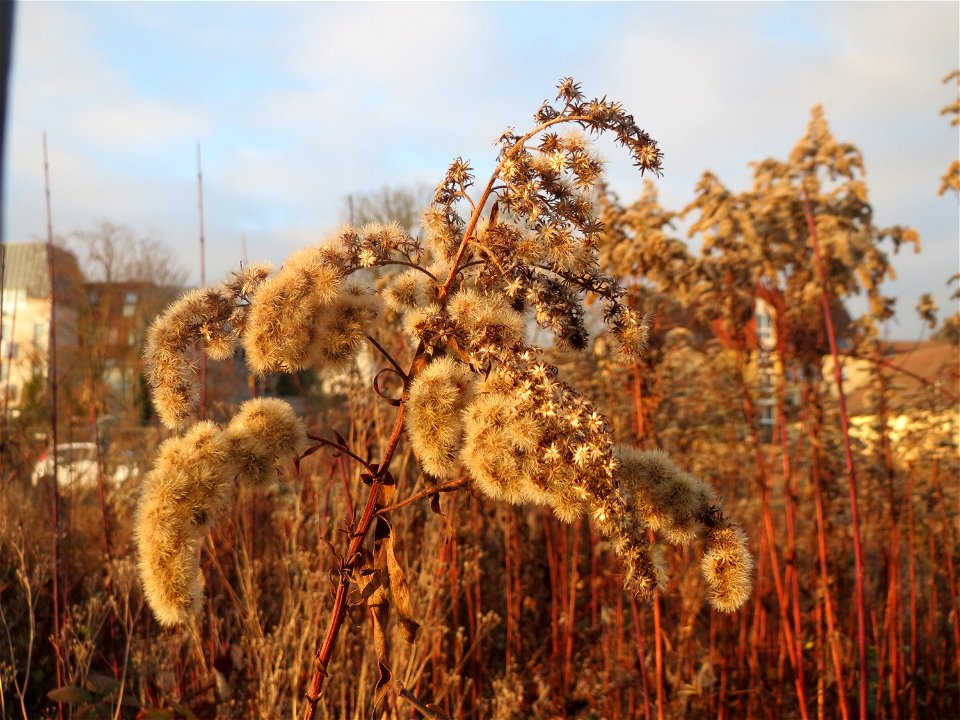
[144,289,211,428]
[242,250,342,373]
[616,447,716,544]
[448,289,526,348]
[308,284,380,371]
[702,522,754,612]
[203,332,236,361]
[460,393,543,504]
[135,421,233,625]
[383,269,433,313]
[225,398,307,486]
[406,357,475,478]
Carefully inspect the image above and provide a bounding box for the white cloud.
[5,1,957,336]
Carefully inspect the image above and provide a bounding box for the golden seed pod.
[701,522,754,613]
[225,398,307,486]
[406,356,474,479]
[242,250,342,373]
[135,421,233,626]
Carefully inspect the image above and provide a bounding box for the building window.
[122,291,138,318]
[758,403,775,443]
[758,404,774,428]
[756,311,774,345]
[33,322,48,350]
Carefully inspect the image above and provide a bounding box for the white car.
[30,443,137,490]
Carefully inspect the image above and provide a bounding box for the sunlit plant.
[136,78,753,715]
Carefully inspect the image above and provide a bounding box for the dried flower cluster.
[135,399,305,625]
[138,79,752,638]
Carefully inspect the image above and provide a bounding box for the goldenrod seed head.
[461,394,541,503]
[383,269,432,313]
[204,331,236,361]
[702,522,754,612]
[242,254,342,373]
[406,357,474,478]
[616,447,715,543]
[136,421,233,625]
[308,284,380,371]
[225,398,307,485]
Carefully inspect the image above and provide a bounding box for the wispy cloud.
[5,1,957,337]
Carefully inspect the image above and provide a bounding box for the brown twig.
[374,477,470,517]
[301,367,417,720]
[42,132,64,718]
[397,685,452,720]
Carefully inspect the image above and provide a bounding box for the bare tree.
[70,220,187,288]
[342,184,432,236]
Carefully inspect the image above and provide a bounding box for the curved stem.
[304,434,373,472]
[377,259,440,284]
[364,334,408,380]
[440,114,596,296]
[375,477,470,516]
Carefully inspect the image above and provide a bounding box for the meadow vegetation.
[1,77,957,720]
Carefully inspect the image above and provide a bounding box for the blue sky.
[6,1,958,339]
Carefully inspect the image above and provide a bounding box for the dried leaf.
[48,686,93,705]
[85,673,121,694]
[373,660,393,710]
[380,517,421,643]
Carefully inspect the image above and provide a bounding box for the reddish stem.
[803,192,868,720]
[300,402,408,720]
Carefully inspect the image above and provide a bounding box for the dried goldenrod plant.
[136,78,752,715]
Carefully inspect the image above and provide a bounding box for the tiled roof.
[1,242,84,302]
[847,340,959,415]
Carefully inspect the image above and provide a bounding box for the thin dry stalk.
[301,399,410,720]
[42,132,64,716]
[803,192,869,720]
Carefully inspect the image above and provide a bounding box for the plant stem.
[42,132,63,718]
[803,192,868,720]
[301,394,411,720]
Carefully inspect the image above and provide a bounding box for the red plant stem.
[543,517,560,661]
[590,529,599,630]
[803,380,850,720]
[632,363,645,440]
[648,532,665,720]
[887,523,901,719]
[926,532,937,709]
[746,522,767,719]
[504,510,514,670]
[905,467,917,720]
[558,522,569,687]
[301,402,407,720]
[815,605,825,720]
[563,521,581,695]
[803,192,868,720]
[780,405,809,720]
[630,597,653,720]
[733,342,801,679]
[472,510,485,707]
[42,133,63,716]
[932,468,960,687]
